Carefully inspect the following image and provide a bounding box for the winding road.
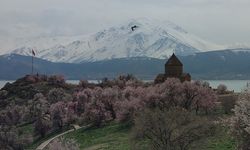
[36,124,88,150]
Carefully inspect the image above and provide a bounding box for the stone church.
[154,53,191,83]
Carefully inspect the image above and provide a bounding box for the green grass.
[205,127,236,150]
[20,116,236,150]
[63,122,236,150]
[18,122,235,150]
[64,123,131,150]
[190,125,236,150]
[18,123,34,136]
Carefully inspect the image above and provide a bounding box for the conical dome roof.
[165,53,183,66]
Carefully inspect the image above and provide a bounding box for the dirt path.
[36,124,88,150]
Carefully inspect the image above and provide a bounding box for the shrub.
[0,90,8,99]
[118,74,137,81]
[219,95,237,114]
[78,80,89,89]
[29,93,50,120]
[194,80,210,88]
[0,126,19,149]
[0,126,33,149]
[25,74,48,83]
[217,84,227,94]
[202,81,210,88]
[0,105,25,126]
[47,88,72,103]
[48,75,65,85]
[25,75,37,83]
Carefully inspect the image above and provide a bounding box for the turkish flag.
[32,49,35,56]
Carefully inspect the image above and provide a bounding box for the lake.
[0,80,14,89]
[0,80,249,92]
[204,80,250,92]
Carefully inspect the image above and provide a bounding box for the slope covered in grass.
[63,122,236,150]
[64,123,133,150]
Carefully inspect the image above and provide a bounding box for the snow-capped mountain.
[0,35,88,55]
[10,18,225,63]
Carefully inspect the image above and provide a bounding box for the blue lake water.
[204,80,250,92]
[67,80,250,92]
[0,80,249,92]
[0,80,14,89]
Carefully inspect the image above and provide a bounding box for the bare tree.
[132,108,215,150]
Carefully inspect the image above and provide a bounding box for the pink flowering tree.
[181,81,200,110]
[144,79,217,114]
[50,101,67,130]
[116,86,145,122]
[132,78,184,111]
[74,88,93,115]
[30,93,50,120]
[72,78,217,125]
[230,87,250,149]
[195,86,217,114]
[65,101,78,125]
[82,87,112,126]
[182,81,217,114]
[47,88,72,103]
[75,87,120,126]
[100,87,121,120]
[156,78,184,109]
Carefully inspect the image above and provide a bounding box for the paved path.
[36,124,90,150]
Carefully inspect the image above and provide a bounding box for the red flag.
[32,49,35,56]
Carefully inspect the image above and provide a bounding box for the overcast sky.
[0,0,250,50]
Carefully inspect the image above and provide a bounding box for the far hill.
[1,49,250,80]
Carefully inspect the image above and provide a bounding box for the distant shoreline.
[1,79,249,93]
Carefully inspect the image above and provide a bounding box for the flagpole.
[32,54,34,75]
[31,49,35,75]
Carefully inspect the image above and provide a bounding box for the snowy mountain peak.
[10,18,225,63]
[12,47,33,56]
[122,18,188,35]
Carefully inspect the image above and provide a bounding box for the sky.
[0,0,250,52]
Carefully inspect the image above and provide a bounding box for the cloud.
[0,0,250,51]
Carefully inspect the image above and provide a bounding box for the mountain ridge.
[1,49,250,80]
[8,18,225,63]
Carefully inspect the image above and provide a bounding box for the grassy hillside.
[64,123,133,150]
[63,122,236,150]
